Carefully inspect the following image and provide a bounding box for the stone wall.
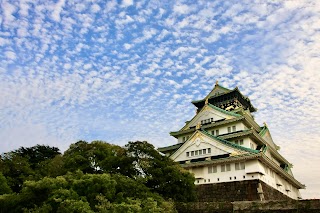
[175,200,320,213]
[195,180,291,202]
[259,181,291,201]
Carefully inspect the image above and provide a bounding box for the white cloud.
[51,0,66,22]
[122,0,133,7]
[173,4,190,15]
[83,64,92,70]
[1,1,16,26]
[91,4,101,13]
[5,51,16,60]
[124,43,132,49]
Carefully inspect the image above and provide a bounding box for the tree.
[12,145,60,170]
[0,145,61,192]
[63,141,137,177]
[0,140,195,212]
[126,141,196,202]
[0,154,34,192]
[0,171,177,213]
[0,173,12,195]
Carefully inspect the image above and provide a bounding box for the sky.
[0,0,319,198]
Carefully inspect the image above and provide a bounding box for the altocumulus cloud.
[0,0,319,199]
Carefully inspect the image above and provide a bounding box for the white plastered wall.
[184,106,234,130]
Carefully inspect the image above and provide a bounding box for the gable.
[261,128,278,149]
[182,105,235,130]
[171,131,245,162]
[206,86,230,99]
[262,130,273,144]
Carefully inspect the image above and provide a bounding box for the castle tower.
[158,82,304,201]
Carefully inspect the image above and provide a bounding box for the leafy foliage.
[0,173,12,195]
[0,145,61,192]
[0,140,196,212]
[0,172,176,213]
[63,141,137,177]
[126,141,196,202]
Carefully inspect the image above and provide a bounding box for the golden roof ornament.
[196,122,201,130]
[230,152,239,156]
[215,80,219,86]
[263,122,268,127]
[205,98,209,105]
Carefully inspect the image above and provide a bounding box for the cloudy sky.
[1,0,319,198]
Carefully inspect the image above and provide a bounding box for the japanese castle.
[158,82,304,201]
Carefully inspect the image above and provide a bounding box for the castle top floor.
[192,81,257,113]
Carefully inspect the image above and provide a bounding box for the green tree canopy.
[63,140,137,177]
[0,173,12,195]
[0,140,196,212]
[0,171,176,213]
[126,141,196,202]
[0,144,61,192]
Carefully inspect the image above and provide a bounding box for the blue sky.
[1,0,319,198]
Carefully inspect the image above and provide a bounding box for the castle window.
[208,166,217,173]
[183,137,185,142]
[243,176,246,179]
[208,179,210,182]
[250,142,255,149]
[235,162,245,170]
[228,127,231,133]
[216,130,219,135]
[235,139,244,145]
[207,148,211,154]
[191,151,194,156]
[211,131,215,136]
[217,178,219,181]
[229,177,232,180]
[199,150,202,155]
[221,164,230,172]
[234,176,236,180]
[203,149,206,154]
[186,152,189,157]
[226,164,231,171]
[232,126,236,132]
[211,118,214,122]
[221,165,225,172]
[195,150,198,155]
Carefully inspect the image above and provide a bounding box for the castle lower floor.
[195,179,293,202]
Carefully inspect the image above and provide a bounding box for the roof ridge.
[215,83,232,91]
[259,125,268,136]
[201,129,260,154]
[192,89,233,103]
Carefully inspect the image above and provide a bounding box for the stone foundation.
[175,200,320,213]
[195,180,291,202]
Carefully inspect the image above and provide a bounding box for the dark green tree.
[0,145,61,192]
[0,171,176,213]
[12,145,61,170]
[0,172,12,195]
[63,141,137,177]
[126,141,196,202]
